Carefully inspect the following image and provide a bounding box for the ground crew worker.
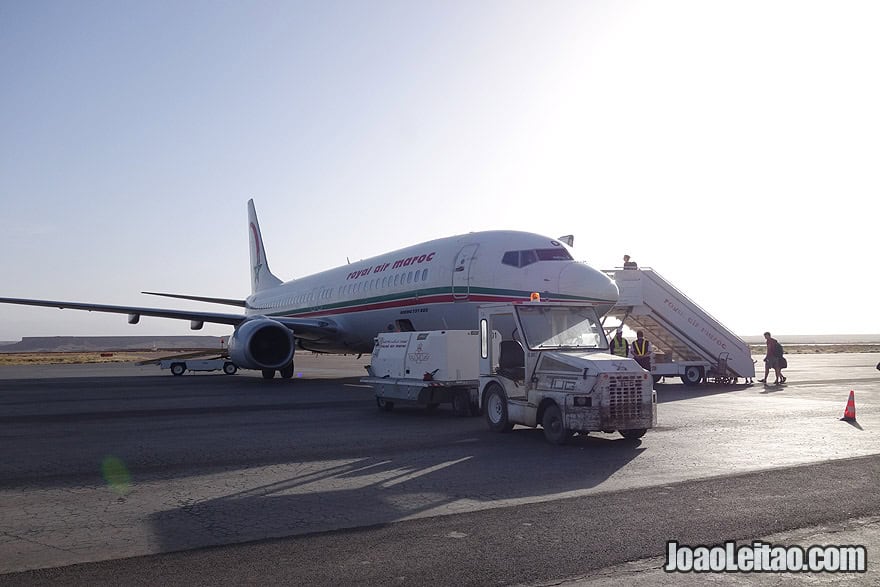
[610,329,628,357]
[632,330,651,371]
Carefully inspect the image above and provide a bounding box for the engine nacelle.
[228,318,295,370]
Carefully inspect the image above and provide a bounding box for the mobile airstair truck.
[362,299,657,445]
[604,268,755,385]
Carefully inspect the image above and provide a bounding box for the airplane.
[0,200,619,379]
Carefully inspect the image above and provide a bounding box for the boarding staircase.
[604,268,755,380]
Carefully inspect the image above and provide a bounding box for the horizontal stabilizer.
[142,291,247,307]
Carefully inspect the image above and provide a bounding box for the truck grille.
[607,374,644,420]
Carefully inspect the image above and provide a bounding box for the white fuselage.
[245,231,619,354]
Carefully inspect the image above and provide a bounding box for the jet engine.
[228,318,295,370]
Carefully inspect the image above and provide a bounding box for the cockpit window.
[521,250,538,266]
[501,248,572,268]
[535,248,572,261]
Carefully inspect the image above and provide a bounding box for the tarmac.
[0,352,878,585]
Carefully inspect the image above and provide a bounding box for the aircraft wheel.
[681,366,703,386]
[484,383,513,432]
[376,397,394,412]
[280,363,295,379]
[170,363,186,376]
[261,369,275,379]
[620,428,647,440]
[541,403,572,445]
[223,362,237,375]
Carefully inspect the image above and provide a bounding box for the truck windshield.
[516,305,608,350]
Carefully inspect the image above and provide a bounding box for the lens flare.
[101,456,132,496]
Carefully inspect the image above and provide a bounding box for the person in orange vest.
[631,330,652,371]
[609,328,628,357]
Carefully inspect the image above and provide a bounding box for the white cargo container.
[370,330,480,381]
[363,330,481,415]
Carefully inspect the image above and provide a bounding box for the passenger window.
[421,269,428,281]
[407,272,413,284]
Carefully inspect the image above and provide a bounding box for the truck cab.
[478,300,656,444]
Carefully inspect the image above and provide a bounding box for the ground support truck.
[159,358,238,376]
[362,300,657,444]
[604,268,755,385]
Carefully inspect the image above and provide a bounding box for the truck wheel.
[681,366,703,386]
[376,397,394,412]
[262,369,275,379]
[170,363,186,376]
[484,384,513,433]
[223,362,237,375]
[280,363,294,379]
[541,403,572,445]
[620,428,647,440]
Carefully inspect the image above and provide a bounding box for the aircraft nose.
[558,263,619,313]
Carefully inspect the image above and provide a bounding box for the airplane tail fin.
[248,199,283,294]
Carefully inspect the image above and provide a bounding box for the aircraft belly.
[321,302,479,354]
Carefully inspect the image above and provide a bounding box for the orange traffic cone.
[841,390,857,422]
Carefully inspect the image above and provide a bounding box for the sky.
[1,0,878,340]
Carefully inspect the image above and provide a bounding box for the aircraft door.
[452,244,479,300]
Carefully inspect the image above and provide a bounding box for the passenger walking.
[631,330,652,371]
[610,328,628,357]
[758,331,785,385]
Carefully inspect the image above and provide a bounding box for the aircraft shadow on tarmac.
[148,431,645,553]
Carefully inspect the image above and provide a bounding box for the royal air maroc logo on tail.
[250,222,263,283]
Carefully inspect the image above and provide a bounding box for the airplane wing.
[141,291,247,307]
[0,297,338,341]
